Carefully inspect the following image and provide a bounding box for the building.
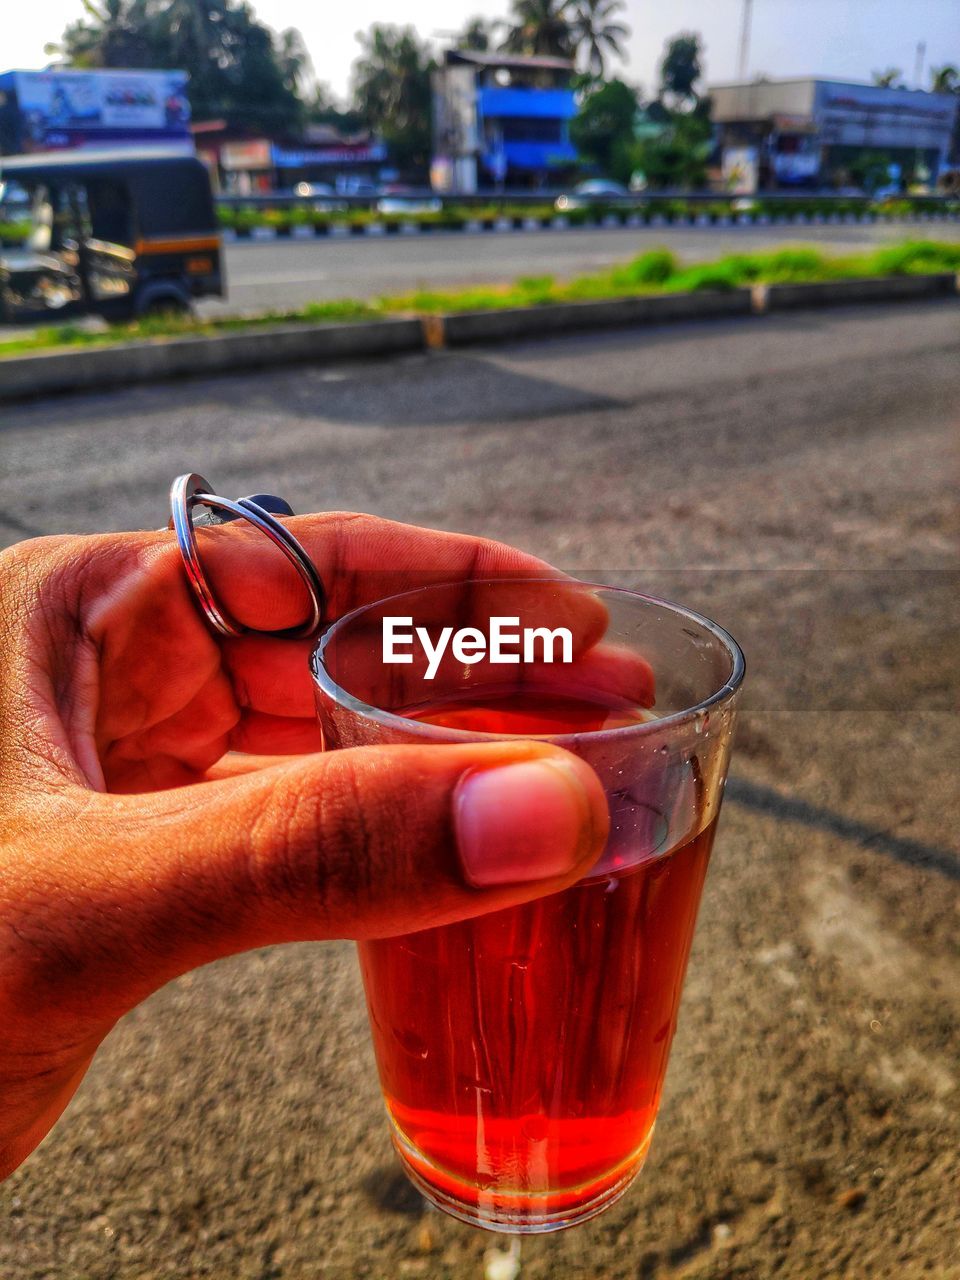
[431,49,577,193]
[709,77,959,191]
[0,68,191,155]
[192,121,387,194]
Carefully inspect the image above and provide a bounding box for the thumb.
[59,742,608,1017]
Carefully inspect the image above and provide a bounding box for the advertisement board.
[722,145,759,194]
[3,69,190,152]
[815,82,957,156]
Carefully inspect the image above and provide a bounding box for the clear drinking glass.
[311,579,744,1233]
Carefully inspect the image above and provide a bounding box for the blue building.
[431,50,577,192]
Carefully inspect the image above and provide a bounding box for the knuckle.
[246,755,389,927]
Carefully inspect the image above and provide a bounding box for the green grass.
[2,240,957,359]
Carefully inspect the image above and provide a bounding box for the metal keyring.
[169,472,326,640]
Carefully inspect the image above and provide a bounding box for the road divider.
[752,272,958,311]
[0,318,425,401]
[1,249,957,403]
[216,202,960,243]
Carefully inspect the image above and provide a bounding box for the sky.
[5,0,958,99]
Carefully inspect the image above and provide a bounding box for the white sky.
[6,0,959,100]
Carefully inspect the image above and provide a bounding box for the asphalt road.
[208,220,960,314]
[2,302,958,1279]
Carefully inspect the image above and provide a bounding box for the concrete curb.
[1,274,957,403]
[441,290,752,346]
[0,318,424,402]
[752,272,958,311]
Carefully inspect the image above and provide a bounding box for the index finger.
[199,511,565,632]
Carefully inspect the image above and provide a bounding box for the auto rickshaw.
[0,148,224,322]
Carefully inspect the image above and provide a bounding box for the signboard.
[221,139,273,170]
[5,69,190,152]
[272,143,387,168]
[815,82,957,156]
[722,145,759,194]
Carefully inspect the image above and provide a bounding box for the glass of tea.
[311,579,744,1233]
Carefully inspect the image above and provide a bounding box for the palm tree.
[49,0,153,67]
[275,26,313,97]
[567,0,629,78]
[457,16,496,52]
[501,0,574,60]
[351,25,435,173]
[871,67,903,88]
[930,64,959,94]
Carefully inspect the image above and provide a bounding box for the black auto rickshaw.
[0,148,223,322]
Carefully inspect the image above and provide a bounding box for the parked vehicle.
[0,148,223,323]
[555,179,630,210]
[293,181,335,199]
[376,185,442,215]
[334,177,379,198]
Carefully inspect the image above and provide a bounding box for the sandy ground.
[0,301,958,1278]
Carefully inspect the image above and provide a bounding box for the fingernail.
[454,759,597,887]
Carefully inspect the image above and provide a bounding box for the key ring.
[169,473,326,640]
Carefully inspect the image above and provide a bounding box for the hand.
[0,513,613,1179]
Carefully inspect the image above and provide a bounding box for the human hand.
[0,513,618,1178]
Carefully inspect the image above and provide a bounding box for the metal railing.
[216,187,958,212]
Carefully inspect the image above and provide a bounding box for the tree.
[871,67,904,88]
[50,0,154,67]
[54,0,305,133]
[310,85,368,135]
[929,64,960,166]
[634,105,712,189]
[847,150,895,192]
[930,64,959,94]
[567,0,629,78]
[275,26,313,99]
[501,0,574,59]
[351,25,435,176]
[659,33,704,107]
[457,16,496,52]
[570,78,638,179]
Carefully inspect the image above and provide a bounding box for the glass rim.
[310,578,746,744]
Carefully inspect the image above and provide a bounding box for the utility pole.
[914,40,926,89]
[738,0,754,81]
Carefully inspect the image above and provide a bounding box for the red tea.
[358,689,715,1228]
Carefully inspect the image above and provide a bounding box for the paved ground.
[1,302,958,1278]
[207,221,960,314]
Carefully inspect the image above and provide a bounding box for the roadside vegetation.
[211,195,960,238]
[2,240,958,359]
[2,199,957,251]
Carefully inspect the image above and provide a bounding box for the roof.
[445,49,573,72]
[1,146,195,167]
[0,148,203,182]
[709,75,951,96]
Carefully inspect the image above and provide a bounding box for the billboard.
[814,82,957,157]
[2,69,191,152]
[722,145,759,194]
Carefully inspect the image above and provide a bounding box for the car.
[555,179,630,211]
[376,185,441,215]
[293,181,335,199]
[290,181,346,212]
[334,177,379,198]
